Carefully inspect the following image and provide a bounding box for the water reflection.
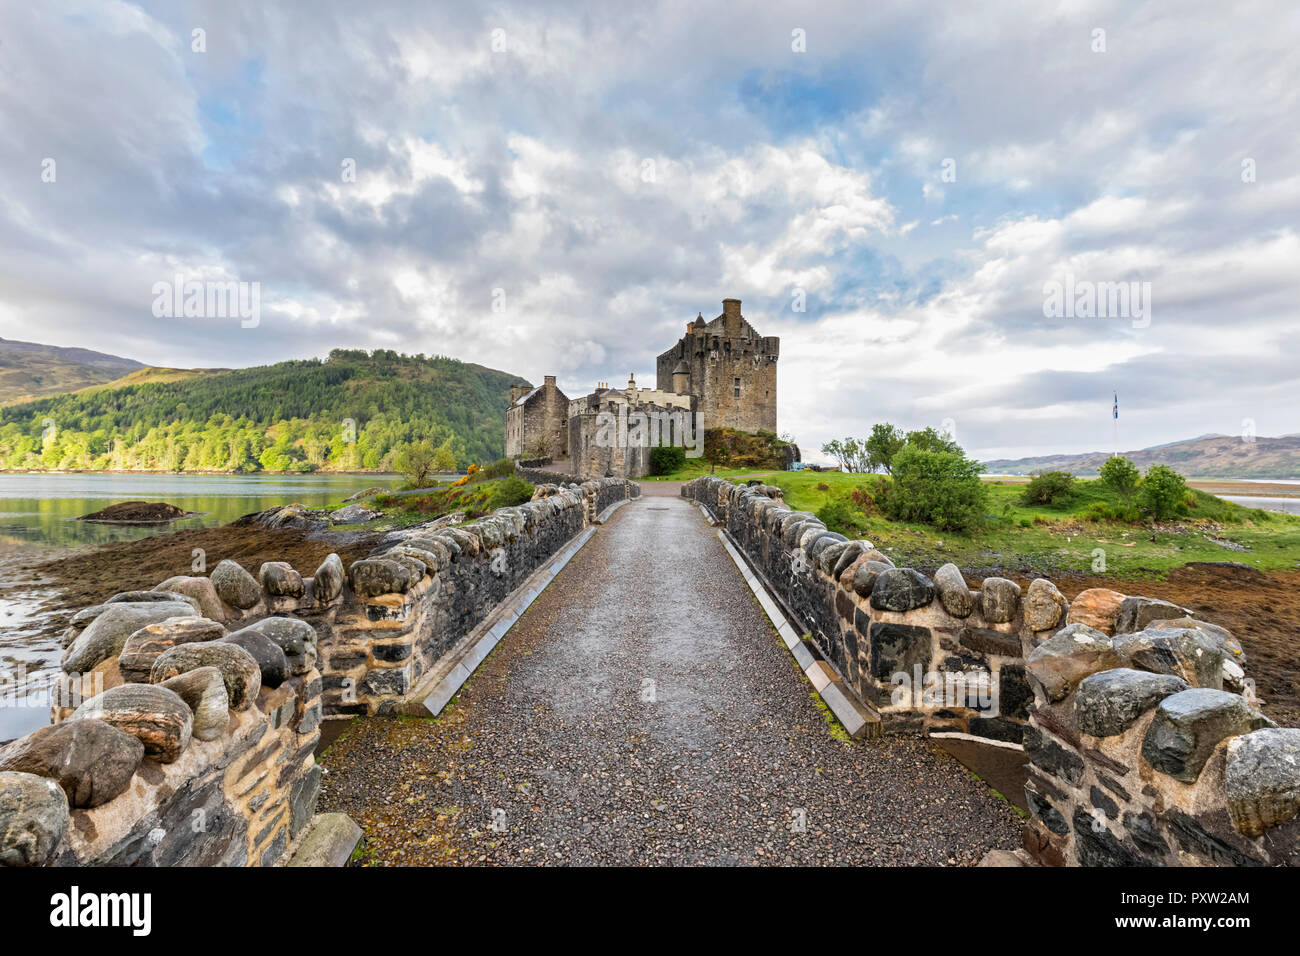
[0,472,399,547]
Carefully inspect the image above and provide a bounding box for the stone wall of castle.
[506,376,568,459]
[683,474,1300,866]
[569,404,696,479]
[656,299,778,434]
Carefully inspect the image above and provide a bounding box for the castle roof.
[512,385,541,407]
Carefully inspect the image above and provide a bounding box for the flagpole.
[1113,391,1118,457]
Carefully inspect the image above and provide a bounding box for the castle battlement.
[655,298,779,435]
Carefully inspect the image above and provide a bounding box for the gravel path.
[318,495,1025,865]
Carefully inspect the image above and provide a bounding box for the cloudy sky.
[1,1,1297,460]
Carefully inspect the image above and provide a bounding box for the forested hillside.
[0,349,524,472]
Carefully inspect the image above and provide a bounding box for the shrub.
[1086,500,1142,522]
[476,457,514,480]
[1020,471,1076,506]
[649,445,686,475]
[849,485,877,514]
[1138,464,1188,521]
[1098,455,1140,499]
[487,476,534,509]
[816,499,866,537]
[450,463,480,487]
[885,446,987,533]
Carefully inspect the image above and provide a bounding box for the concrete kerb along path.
[390,492,635,717]
[395,526,598,718]
[714,529,880,739]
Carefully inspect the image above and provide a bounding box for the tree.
[821,438,872,473]
[885,445,987,533]
[905,426,961,456]
[432,438,457,474]
[1099,455,1140,499]
[865,423,907,474]
[394,439,437,487]
[1139,464,1188,521]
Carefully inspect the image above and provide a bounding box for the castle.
[505,298,780,477]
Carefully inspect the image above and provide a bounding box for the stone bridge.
[1,475,1297,867]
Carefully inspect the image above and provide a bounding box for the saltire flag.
[1113,393,1118,421]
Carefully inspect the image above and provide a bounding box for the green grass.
[638,459,779,482]
[714,470,1300,579]
[319,474,534,531]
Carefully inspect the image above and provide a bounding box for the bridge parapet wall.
[4,596,324,866]
[684,475,1038,741]
[0,477,636,867]
[682,475,1300,866]
[194,476,635,717]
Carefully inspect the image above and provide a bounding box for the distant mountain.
[0,348,524,472]
[984,435,1300,479]
[0,337,145,405]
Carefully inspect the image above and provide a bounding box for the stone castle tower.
[655,298,779,434]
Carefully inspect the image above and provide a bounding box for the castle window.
[733,377,740,398]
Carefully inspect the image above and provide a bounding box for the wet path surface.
[319,495,1024,865]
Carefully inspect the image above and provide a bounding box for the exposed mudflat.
[0,523,378,635]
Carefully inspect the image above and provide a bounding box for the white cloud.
[0,0,1296,462]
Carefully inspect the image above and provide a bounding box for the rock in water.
[150,641,262,710]
[259,561,305,598]
[0,720,144,808]
[155,575,227,621]
[79,501,189,522]
[210,559,260,610]
[118,616,229,682]
[220,630,289,688]
[71,684,193,764]
[313,553,344,602]
[159,667,229,741]
[0,771,70,866]
[61,601,202,674]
